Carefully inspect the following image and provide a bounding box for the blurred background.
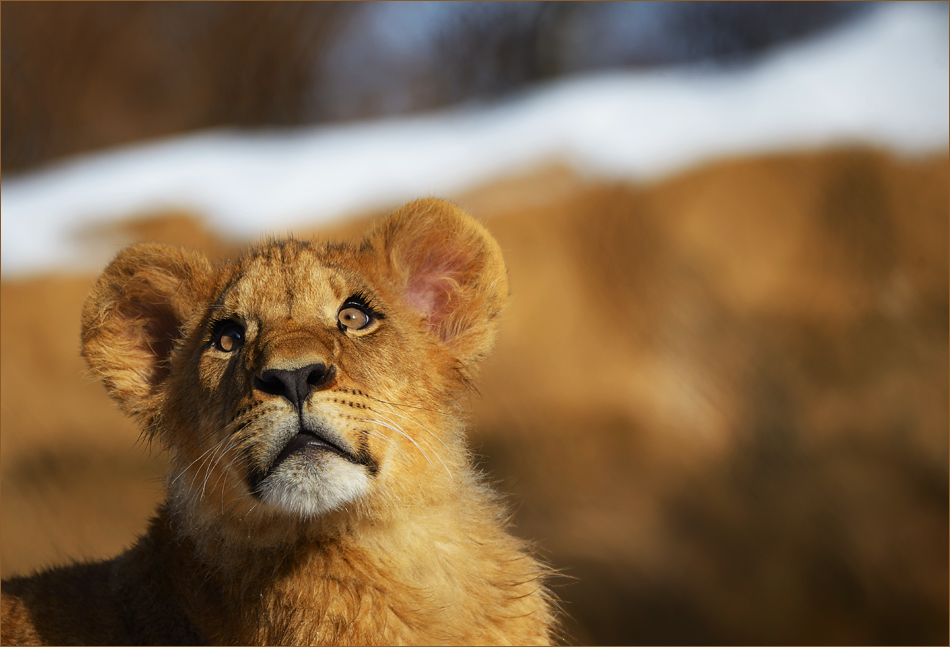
[1,1,873,170]
[1,2,947,644]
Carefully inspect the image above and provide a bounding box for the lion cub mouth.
[268,430,354,475]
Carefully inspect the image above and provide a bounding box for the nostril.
[255,363,333,408]
[254,373,288,398]
[306,364,329,387]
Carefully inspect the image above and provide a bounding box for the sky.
[1,1,947,277]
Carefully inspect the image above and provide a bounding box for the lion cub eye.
[338,306,370,331]
[212,321,245,352]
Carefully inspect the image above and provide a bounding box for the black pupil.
[341,306,368,329]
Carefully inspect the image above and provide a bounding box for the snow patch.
[2,2,947,276]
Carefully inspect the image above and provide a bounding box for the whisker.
[216,443,252,514]
[174,402,265,492]
[170,441,223,486]
[201,433,243,500]
[198,439,229,501]
[359,418,432,466]
[185,433,234,493]
[374,411,454,480]
[171,405,259,487]
[370,406,452,454]
[210,434,252,504]
[360,428,408,463]
[360,392,447,415]
[361,416,453,480]
[172,425,244,487]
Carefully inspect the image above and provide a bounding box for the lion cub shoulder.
[1,199,557,645]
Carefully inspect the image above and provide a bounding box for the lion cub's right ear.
[81,243,213,419]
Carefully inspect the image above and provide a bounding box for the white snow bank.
[2,2,947,276]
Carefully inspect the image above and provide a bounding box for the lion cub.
[1,199,556,645]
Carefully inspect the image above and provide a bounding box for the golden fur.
[0,198,556,645]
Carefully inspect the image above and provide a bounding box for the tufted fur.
[1,198,556,645]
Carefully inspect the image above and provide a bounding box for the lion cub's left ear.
[81,243,214,420]
[363,198,509,366]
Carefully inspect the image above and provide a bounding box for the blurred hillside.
[3,150,947,644]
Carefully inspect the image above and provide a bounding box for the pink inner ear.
[404,275,441,318]
[402,244,472,337]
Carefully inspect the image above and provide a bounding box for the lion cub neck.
[135,482,549,646]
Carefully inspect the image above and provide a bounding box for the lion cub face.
[193,249,387,518]
[80,199,508,536]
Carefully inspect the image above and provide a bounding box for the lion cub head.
[81,199,508,547]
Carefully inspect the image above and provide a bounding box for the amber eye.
[338,306,370,331]
[212,321,245,352]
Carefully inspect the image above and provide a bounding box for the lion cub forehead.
[217,240,358,318]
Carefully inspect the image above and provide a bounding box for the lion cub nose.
[255,363,333,409]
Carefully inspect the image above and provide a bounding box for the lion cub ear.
[363,198,510,365]
[81,243,213,418]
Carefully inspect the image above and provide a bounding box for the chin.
[256,455,372,519]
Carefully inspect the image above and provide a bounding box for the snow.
[2,2,947,277]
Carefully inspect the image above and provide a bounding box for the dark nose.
[255,363,333,409]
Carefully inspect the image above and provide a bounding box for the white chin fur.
[257,454,371,518]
